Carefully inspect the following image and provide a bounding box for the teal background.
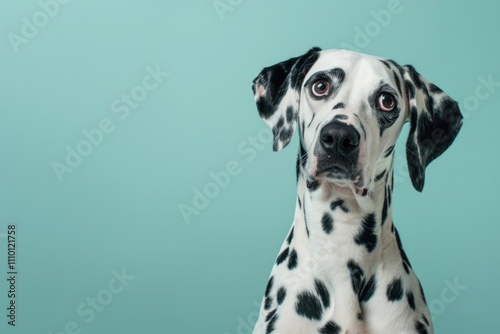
[0,0,497,333]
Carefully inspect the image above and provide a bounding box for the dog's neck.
[293,158,397,277]
[292,160,398,323]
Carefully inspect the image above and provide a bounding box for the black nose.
[320,122,360,157]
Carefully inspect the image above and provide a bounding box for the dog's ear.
[252,47,321,151]
[403,65,463,192]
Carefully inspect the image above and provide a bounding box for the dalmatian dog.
[250,48,462,334]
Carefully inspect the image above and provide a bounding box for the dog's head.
[252,48,462,193]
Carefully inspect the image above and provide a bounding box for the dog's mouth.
[316,164,349,178]
[313,163,369,197]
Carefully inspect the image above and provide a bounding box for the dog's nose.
[320,122,360,157]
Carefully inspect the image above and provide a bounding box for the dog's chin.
[313,166,369,197]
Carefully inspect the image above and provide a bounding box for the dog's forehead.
[304,49,391,85]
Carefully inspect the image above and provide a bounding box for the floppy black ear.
[252,47,321,151]
[403,65,463,192]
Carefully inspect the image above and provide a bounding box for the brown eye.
[312,80,330,97]
[376,92,396,111]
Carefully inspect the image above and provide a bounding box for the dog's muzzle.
[314,121,361,180]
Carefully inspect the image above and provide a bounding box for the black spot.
[429,83,443,93]
[303,196,310,237]
[381,186,388,226]
[387,60,405,81]
[415,320,428,334]
[321,213,334,234]
[419,281,427,305]
[406,129,423,192]
[287,226,295,244]
[387,278,403,301]
[279,126,293,142]
[390,221,394,233]
[422,315,430,326]
[288,250,298,270]
[330,68,346,86]
[408,106,418,136]
[276,248,289,265]
[347,260,365,295]
[374,170,386,182]
[387,184,392,206]
[393,69,402,95]
[314,279,330,308]
[330,199,349,213]
[380,60,391,69]
[264,296,273,310]
[265,277,274,296]
[406,80,416,99]
[295,291,323,320]
[352,113,367,140]
[333,113,347,120]
[422,84,432,112]
[319,321,341,334]
[272,140,279,151]
[276,116,285,130]
[354,214,378,253]
[332,102,345,110]
[266,310,278,333]
[360,122,367,141]
[307,112,316,128]
[307,178,320,191]
[405,65,424,89]
[394,228,412,272]
[297,143,306,179]
[384,145,395,157]
[266,309,276,322]
[407,291,416,310]
[359,275,377,303]
[277,287,286,305]
[286,106,294,123]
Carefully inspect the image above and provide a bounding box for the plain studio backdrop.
[0,0,497,333]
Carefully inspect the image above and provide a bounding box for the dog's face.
[301,50,406,194]
[252,48,462,193]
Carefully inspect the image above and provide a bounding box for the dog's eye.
[312,80,330,97]
[376,92,396,111]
